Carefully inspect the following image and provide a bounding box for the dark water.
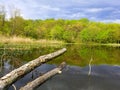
[0,44,120,90]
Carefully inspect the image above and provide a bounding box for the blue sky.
[0,0,120,23]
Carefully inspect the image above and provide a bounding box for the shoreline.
[0,36,119,47]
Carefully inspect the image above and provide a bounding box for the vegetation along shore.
[0,8,120,45]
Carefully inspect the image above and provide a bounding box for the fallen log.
[19,62,66,90]
[0,48,66,90]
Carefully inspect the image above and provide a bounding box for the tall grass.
[0,36,64,44]
[0,36,33,44]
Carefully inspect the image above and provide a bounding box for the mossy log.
[20,62,66,90]
[0,48,66,90]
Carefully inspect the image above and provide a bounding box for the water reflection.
[0,44,120,67]
[0,44,120,90]
[0,44,63,77]
[50,44,120,66]
[6,64,120,90]
[36,64,120,90]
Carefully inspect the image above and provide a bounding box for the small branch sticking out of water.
[12,84,16,90]
[88,57,93,76]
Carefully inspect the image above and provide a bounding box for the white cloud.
[86,8,103,13]
[112,10,120,14]
[0,0,120,21]
[69,13,87,19]
[101,19,120,23]
[38,5,60,11]
[85,7,114,13]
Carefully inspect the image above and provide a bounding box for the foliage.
[50,25,64,40]
[0,7,120,44]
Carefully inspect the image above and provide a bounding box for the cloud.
[101,19,120,23]
[84,7,114,13]
[0,0,120,23]
[38,5,60,11]
[86,8,104,13]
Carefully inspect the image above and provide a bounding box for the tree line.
[0,6,120,43]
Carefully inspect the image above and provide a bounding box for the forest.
[0,7,120,44]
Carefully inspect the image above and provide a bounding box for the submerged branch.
[20,62,66,90]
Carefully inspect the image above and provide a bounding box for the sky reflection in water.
[0,44,120,90]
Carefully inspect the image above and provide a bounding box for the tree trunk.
[19,62,66,90]
[0,48,66,90]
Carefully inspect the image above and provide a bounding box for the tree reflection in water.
[0,44,120,90]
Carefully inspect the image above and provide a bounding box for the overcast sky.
[0,0,120,23]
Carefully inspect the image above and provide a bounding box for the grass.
[0,36,33,44]
[0,36,65,50]
[101,43,120,47]
[0,36,119,47]
[73,42,120,47]
[0,36,64,44]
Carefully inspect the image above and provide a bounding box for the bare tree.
[0,5,6,32]
[10,7,21,36]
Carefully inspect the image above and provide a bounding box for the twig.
[88,57,93,76]
[12,84,16,90]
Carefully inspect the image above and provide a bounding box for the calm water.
[0,44,120,90]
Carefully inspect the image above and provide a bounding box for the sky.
[0,0,120,23]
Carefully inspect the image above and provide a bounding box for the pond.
[0,44,120,90]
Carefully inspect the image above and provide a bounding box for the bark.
[0,48,66,90]
[19,62,66,90]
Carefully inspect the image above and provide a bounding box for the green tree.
[50,25,64,40]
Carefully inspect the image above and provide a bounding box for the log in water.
[19,62,66,90]
[0,48,66,90]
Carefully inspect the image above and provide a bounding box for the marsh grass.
[0,36,33,44]
[0,36,64,51]
[0,36,64,44]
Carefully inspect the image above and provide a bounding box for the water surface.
[0,44,120,90]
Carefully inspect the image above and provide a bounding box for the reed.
[0,36,64,44]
